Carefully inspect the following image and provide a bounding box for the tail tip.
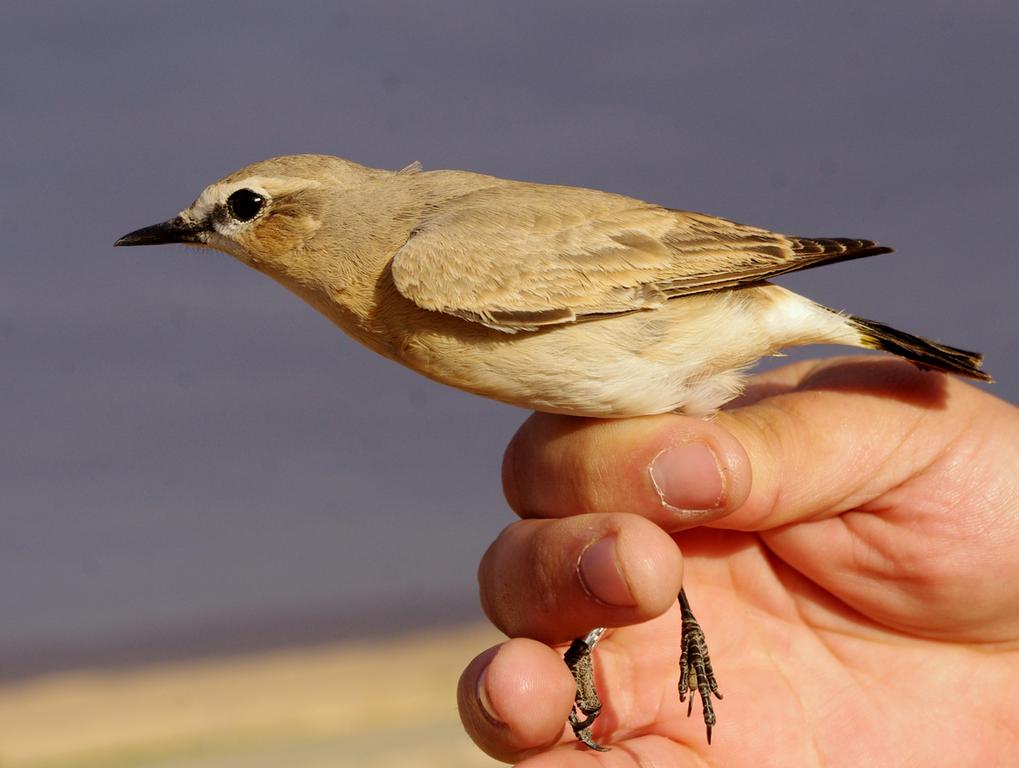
[851,316,992,383]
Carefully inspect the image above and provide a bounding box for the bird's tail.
[848,315,992,382]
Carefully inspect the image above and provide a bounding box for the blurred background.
[1,1,1016,765]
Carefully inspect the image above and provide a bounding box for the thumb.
[711,356,989,531]
[501,357,996,535]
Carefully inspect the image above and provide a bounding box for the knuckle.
[560,446,611,515]
[477,522,564,636]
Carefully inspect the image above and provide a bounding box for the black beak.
[114,216,204,247]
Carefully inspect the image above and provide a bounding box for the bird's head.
[115,154,377,270]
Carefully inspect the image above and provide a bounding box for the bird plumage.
[391,189,892,333]
[116,154,989,418]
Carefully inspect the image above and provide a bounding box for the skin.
[457,357,1019,766]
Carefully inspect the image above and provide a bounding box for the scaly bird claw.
[563,591,722,751]
[564,635,610,752]
[678,588,722,743]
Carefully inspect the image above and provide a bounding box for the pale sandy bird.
[116,154,990,749]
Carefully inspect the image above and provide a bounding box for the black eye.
[226,188,265,222]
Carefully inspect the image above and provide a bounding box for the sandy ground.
[0,623,506,768]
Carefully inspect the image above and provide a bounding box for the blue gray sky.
[2,1,1016,675]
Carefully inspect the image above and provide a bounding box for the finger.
[457,638,576,763]
[479,514,683,642]
[459,612,713,765]
[726,357,832,407]
[516,736,702,767]
[503,356,992,533]
[503,411,752,531]
[712,356,995,531]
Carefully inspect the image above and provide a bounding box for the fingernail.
[578,536,636,607]
[476,666,503,724]
[650,442,725,512]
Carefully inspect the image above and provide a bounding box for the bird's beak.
[114,216,205,247]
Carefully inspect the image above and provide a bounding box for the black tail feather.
[850,316,991,382]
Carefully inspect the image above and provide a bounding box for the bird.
[116,153,990,750]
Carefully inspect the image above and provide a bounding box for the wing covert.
[390,186,890,332]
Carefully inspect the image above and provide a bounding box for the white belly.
[396,285,851,417]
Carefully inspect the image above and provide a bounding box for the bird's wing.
[390,185,891,332]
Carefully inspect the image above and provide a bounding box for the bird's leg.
[564,627,609,751]
[566,591,721,751]
[678,587,722,743]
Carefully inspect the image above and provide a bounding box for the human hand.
[458,357,1019,766]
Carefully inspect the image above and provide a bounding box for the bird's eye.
[226,188,265,222]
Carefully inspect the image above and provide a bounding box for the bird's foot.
[564,634,610,751]
[564,592,721,751]
[678,588,722,744]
